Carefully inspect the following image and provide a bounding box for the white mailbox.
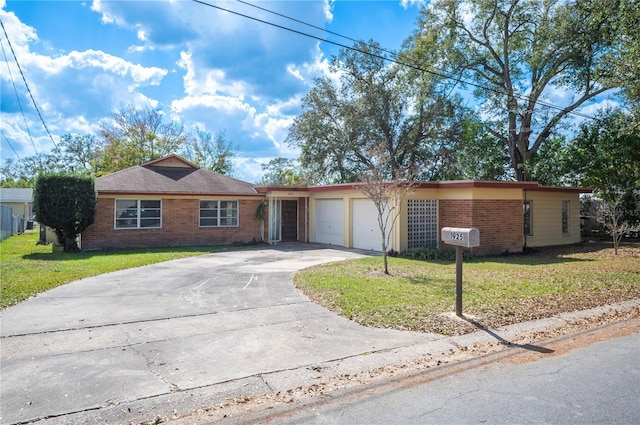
[441,227,480,248]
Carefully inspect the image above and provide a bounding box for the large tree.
[606,0,640,110]
[404,0,621,181]
[58,134,102,174]
[287,41,465,183]
[436,118,511,181]
[97,105,191,172]
[564,109,640,222]
[183,128,235,175]
[258,157,307,186]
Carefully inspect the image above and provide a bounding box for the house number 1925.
[450,232,465,241]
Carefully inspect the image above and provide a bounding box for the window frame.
[523,200,533,237]
[114,199,162,230]
[562,200,570,234]
[199,200,239,228]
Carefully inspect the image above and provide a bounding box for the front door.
[281,200,298,241]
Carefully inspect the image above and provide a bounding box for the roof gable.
[96,155,258,196]
[141,154,198,169]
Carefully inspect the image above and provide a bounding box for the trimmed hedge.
[399,246,472,262]
[34,173,96,252]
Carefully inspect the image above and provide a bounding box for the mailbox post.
[441,227,480,317]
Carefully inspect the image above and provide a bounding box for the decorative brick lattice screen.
[407,199,438,249]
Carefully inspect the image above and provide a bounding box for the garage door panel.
[352,199,388,251]
[315,199,344,246]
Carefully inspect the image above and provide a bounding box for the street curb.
[38,298,640,425]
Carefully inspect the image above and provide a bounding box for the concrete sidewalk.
[1,244,638,425]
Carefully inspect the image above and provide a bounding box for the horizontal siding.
[525,192,581,247]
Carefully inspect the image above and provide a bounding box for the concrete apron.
[1,244,440,425]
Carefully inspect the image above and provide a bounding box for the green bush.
[399,246,472,262]
[34,173,97,252]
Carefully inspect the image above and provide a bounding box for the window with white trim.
[115,199,162,229]
[200,200,238,227]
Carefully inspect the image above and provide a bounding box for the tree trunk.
[62,229,80,252]
[381,239,389,274]
[509,132,528,181]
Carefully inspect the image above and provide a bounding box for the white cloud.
[177,50,250,98]
[172,94,254,116]
[579,98,620,117]
[285,43,338,86]
[324,0,335,21]
[91,0,119,25]
[232,156,270,183]
[400,0,428,9]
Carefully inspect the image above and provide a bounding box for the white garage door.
[352,199,388,252]
[315,199,344,246]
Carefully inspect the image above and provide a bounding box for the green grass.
[3,230,639,336]
[294,243,640,335]
[0,229,246,309]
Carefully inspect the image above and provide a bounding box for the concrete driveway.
[1,244,439,424]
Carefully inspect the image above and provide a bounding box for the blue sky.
[0,0,425,182]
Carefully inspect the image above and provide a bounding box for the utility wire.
[236,0,366,50]
[0,17,62,155]
[2,132,22,159]
[0,34,39,158]
[236,0,402,69]
[197,0,599,121]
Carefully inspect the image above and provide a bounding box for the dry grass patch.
[293,241,640,335]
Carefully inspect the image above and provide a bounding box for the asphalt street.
[1,244,439,425]
[239,323,640,425]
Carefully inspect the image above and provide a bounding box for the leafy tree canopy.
[1,105,238,184]
[97,105,191,173]
[258,157,308,186]
[564,109,640,222]
[403,0,622,181]
[183,128,236,175]
[287,41,467,184]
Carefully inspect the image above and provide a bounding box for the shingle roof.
[0,188,33,203]
[96,156,258,196]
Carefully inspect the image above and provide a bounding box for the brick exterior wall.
[439,199,523,256]
[82,197,264,250]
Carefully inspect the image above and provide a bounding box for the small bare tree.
[597,198,640,255]
[360,143,416,274]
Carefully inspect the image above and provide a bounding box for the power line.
[235,0,402,68]
[0,34,39,157]
[195,0,600,122]
[236,0,366,50]
[0,17,62,155]
[2,132,22,159]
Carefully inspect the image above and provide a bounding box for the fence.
[0,205,32,242]
[1,205,12,242]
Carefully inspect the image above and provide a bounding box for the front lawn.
[293,242,640,335]
[0,229,243,309]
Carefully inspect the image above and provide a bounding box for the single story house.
[81,155,264,250]
[0,188,34,219]
[257,181,587,256]
[81,155,589,255]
